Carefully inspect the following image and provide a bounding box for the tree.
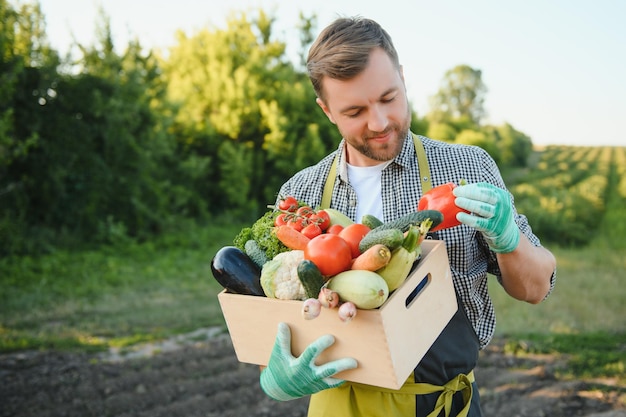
[428,64,487,125]
[456,129,501,164]
[425,64,535,168]
[61,9,192,241]
[161,10,336,215]
[487,123,533,167]
[0,0,62,254]
[1,5,195,254]
[426,122,457,142]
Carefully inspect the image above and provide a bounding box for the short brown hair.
[307,17,401,102]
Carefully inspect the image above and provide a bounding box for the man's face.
[316,47,411,167]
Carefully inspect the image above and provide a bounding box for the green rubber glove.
[260,322,358,401]
[453,182,520,253]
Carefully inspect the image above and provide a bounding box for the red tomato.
[287,217,307,232]
[417,183,469,231]
[274,213,288,227]
[326,224,344,235]
[338,223,371,258]
[309,210,331,231]
[304,234,352,276]
[301,223,322,239]
[278,196,298,212]
[296,206,315,218]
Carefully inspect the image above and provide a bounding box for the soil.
[1,328,624,417]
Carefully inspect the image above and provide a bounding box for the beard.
[341,106,411,163]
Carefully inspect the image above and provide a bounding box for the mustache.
[363,127,395,140]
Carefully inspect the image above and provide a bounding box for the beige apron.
[312,134,481,417]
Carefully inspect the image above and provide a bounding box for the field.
[1,145,625,416]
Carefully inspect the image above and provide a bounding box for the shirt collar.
[394,131,417,168]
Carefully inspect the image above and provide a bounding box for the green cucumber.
[297,259,326,299]
[244,239,269,268]
[374,210,443,233]
[358,228,405,253]
[361,213,384,229]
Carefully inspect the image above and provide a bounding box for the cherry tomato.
[301,223,322,239]
[309,210,331,231]
[304,234,352,276]
[274,213,288,227]
[297,206,315,218]
[326,224,344,235]
[278,196,298,212]
[287,217,307,232]
[338,223,371,258]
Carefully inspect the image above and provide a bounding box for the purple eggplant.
[211,246,265,296]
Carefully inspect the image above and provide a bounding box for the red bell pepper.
[417,182,469,231]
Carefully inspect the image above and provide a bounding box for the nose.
[368,105,388,133]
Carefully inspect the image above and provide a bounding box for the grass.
[0,218,242,352]
[490,245,626,335]
[488,229,626,383]
[1,217,625,383]
[502,332,626,381]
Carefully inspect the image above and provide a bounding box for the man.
[259,17,557,416]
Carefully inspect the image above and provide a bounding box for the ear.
[316,97,336,124]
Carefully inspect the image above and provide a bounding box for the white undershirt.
[346,161,390,223]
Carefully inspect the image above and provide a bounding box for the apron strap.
[412,133,432,193]
[320,155,337,209]
[345,370,475,417]
[320,134,432,209]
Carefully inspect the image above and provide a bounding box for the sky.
[36,0,625,147]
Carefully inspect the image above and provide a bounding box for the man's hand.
[453,182,520,254]
[260,322,358,401]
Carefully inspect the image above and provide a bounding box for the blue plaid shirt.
[278,133,555,348]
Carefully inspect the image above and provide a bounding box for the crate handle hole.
[405,274,431,308]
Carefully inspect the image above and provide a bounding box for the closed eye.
[381,92,397,103]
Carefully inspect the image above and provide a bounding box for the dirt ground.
[1,328,625,417]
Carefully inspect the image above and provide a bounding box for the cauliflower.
[260,250,307,300]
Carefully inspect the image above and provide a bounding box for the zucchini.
[361,213,384,229]
[358,228,404,253]
[297,260,326,299]
[325,208,355,227]
[374,210,443,232]
[376,245,419,292]
[327,270,389,309]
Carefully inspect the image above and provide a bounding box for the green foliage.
[456,129,501,163]
[425,65,533,167]
[409,109,429,136]
[217,139,254,216]
[0,218,242,352]
[0,4,209,254]
[489,123,533,167]
[509,146,623,247]
[491,243,625,336]
[0,3,556,256]
[504,332,625,382]
[160,9,336,215]
[428,64,487,125]
[233,210,289,260]
[491,242,625,382]
[426,122,457,142]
